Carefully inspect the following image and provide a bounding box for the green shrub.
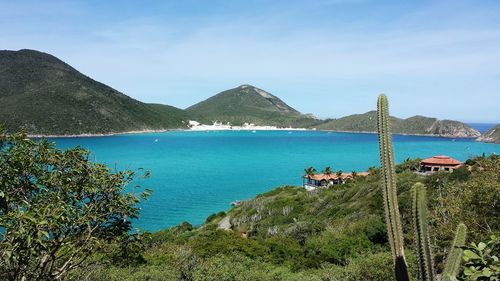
[305,230,372,267]
[0,132,150,280]
[188,230,268,259]
[264,236,306,270]
[450,166,470,182]
[460,235,500,281]
[205,211,226,224]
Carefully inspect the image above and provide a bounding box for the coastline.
[27,129,173,138]
[24,127,482,139]
[321,129,480,139]
[188,124,309,131]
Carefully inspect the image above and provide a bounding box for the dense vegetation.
[0,128,150,280]
[187,85,320,128]
[314,111,480,138]
[0,49,498,280]
[74,155,498,280]
[477,124,500,143]
[0,124,498,280]
[0,49,189,135]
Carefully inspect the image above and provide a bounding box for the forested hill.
[186,84,320,128]
[0,49,189,135]
[313,111,481,138]
[0,49,486,138]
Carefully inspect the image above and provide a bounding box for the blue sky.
[2,0,499,122]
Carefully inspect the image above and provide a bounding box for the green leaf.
[482,268,492,277]
[464,250,481,260]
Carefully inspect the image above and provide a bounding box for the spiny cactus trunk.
[377,94,410,281]
[412,183,435,281]
[441,223,467,281]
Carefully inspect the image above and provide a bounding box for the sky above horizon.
[1,0,499,122]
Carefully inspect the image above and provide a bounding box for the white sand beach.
[187,120,309,131]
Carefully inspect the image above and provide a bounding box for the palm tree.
[367,166,377,174]
[304,166,316,178]
[323,166,333,186]
[323,166,333,175]
[351,170,357,179]
[304,166,316,185]
[336,170,343,184]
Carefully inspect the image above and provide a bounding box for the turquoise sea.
[49,130,500,231]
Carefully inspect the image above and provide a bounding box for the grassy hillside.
[314,111,480,137]
[71,155,499,280]
[0,49,485,137]
[76,167,416,280]
[187,85,320,128]
[477,124,500,143]
[0,49,189,135]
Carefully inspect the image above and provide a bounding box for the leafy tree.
[430,155,500,244]
[449,166,470,182]
[396,158,422,173]
[0,129,150,280]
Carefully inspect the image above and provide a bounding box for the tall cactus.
[377,94,410,281]
[441,223,467,281]
[412,183,435,281]
[377,94,468,281]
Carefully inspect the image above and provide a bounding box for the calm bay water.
[49,130,500,231]
[468,123,497,134]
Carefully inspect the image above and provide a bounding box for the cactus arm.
[412,183,435,281]
[377,94,410,281]
[441,223,467,281]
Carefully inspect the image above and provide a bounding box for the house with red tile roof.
[420,155,463,173]
[303,171,369,190]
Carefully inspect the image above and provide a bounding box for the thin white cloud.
[1,0,499,122]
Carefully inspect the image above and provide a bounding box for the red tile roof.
[304,173,355,181]
[421,155,462,166]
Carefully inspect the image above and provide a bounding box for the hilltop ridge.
[0,49,489,139]
[477,124,500,143]
[0,49,189,135]
[314,111,481,138]
[186,84,319,128]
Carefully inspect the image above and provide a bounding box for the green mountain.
[0,49,486,138]
[186,85,320,128]
[477,124,500,143]
[0,49,189,135]
[313,111,481,138]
